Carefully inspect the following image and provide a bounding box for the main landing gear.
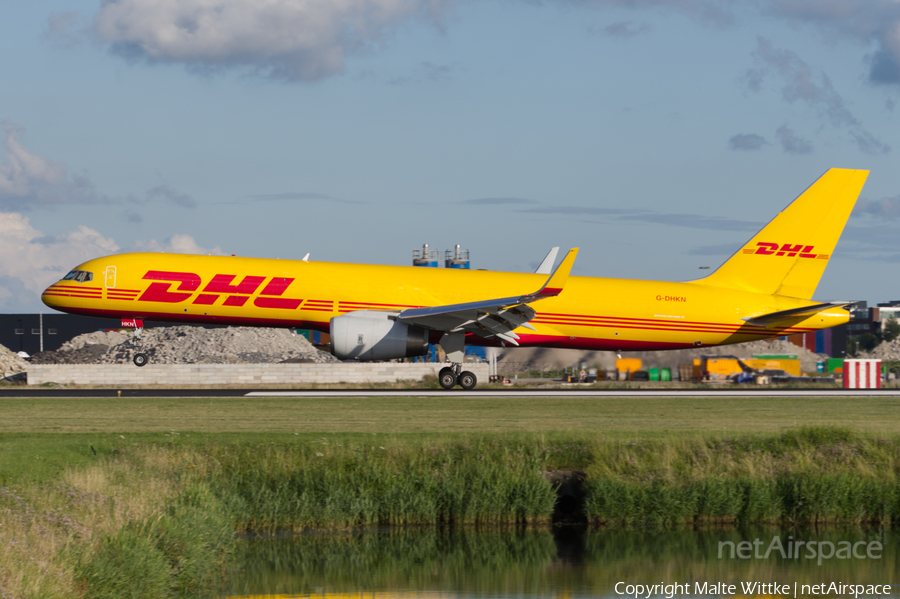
[437,331,478,390]
[439,365,478,390]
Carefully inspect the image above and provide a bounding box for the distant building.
[412,244,440,268]
[413,244,471,269]
[783,326,846,357]
[796,300,900,357]
[0,314,223,355]
[844,301,900,338]
[875,301,900,333]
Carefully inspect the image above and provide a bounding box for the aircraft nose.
[41,283,64,309]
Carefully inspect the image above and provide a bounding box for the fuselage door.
[105,266,117,289]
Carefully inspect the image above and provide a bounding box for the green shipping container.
[826,358,844,373]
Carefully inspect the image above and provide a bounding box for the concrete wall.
[27,362,490,386]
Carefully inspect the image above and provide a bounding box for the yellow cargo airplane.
[42,168,867,389]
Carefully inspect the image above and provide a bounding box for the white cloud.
[129,233,223,255]
[0,120,142,208]
[575,1,900,86]
[0,121,68,202]
[855,195,900,219]
[89,0,450,81]
[745,38,890,154]
[589,21,651,38]
[775,124,813,154]
[0,212,119,300]
[46,0,900,86]
[761,1,900,83]
[580,0,734,26]
[138,184,197,208]
[0,120,199,210]
[0,212,223,311]
[728,133,767,150]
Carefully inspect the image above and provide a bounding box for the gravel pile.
[500,338,826,374]
[860,339,900,361]
[31,326,339,365]
[0,343,29,379]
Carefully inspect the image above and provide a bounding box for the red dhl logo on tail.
[742,243,830,260]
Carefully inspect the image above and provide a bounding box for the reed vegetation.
[2,426,900,598]
[0,446,232,599]
[208,438,558,531]
[583,426,900,525]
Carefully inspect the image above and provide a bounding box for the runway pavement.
[245,389,900,398]
[1,387,898,398]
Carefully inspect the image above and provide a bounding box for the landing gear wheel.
[439,367,457,389]
[133,353,149,367]
[458,371,477,390]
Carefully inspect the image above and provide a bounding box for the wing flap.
[397,248,578,343]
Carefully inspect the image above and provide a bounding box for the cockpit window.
[61,270,93,282]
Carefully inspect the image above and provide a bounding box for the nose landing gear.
[122,318,149,367]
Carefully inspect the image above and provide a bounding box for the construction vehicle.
[692,356,756,382]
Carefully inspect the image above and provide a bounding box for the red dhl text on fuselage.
[41,252,847,352]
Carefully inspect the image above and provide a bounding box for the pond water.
[221,527,899,598]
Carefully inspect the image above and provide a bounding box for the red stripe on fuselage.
[48,285,102,291]
[48,305,333,333]
[42,292,102,299]
[339,301,420,309]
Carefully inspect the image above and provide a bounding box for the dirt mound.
[0,343,29,379]
[31,326,339,365]
[860,338,900,361]
[499,338,825,374]
[58,330,131,352]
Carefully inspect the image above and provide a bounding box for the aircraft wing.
[397,248,578,345]
[741,301,854,328]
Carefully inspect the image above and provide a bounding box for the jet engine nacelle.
[330,311,429,361]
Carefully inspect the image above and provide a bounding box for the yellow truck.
[692,357,752,382]
[691,355,802,381]
[743,356,801,376]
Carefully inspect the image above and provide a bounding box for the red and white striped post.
[843,359,882,389]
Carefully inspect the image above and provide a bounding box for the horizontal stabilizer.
[742,301,853,328]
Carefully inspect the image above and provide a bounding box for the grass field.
[3,395,900,598]
[1,394,899,434]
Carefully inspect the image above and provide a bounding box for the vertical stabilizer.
[697,168,868,299]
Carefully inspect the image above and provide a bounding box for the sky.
[1,0,899,312]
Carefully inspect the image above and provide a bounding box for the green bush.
[583,427,900,526]
[212,441,557,530]
[77,482,233,599]
[77,527,172,599]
